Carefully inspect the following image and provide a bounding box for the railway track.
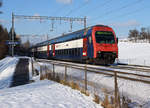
[110,64,150,73]
[36,59,150,84]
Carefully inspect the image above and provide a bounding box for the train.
[31,25,118,65]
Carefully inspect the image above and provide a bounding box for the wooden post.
[40,65,42,80]
[114,71,118,108]
[53,64,55,79]
[45,65,47,77]
[84,65,87,91]
[31,57,34,76]
[64,65,67,82]
[40,65,42,75]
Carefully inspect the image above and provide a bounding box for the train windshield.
[95,31,115,44]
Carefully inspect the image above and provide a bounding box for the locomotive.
[31,25,118,64]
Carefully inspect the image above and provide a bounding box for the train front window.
[95,31,115,44]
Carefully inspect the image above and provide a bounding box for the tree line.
[0,25,9,59]
[128,27,150,42]
[0,24,31,59]
[0,25,21,59]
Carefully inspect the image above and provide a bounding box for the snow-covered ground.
[38,62,150,107]
[36,41,150,107]
[0,80,101,108]
[118,42,150,66]
[0,57,19,89]
[0,41,150,108]
[0,57,102,108]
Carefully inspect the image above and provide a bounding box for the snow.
[37,62,150,106]
[37,40,150,107]
[0,80,101,108]
[0,57,102,108]
[0,57,19,89]
[0,41,150,108]
[118,42,150,66]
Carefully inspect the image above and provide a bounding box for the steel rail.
[110,65,150,73]
[37,59,150,75]
[36,59,150,84]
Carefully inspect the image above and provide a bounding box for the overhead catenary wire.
[52,4,68,16]
[64,0,143,32]
[64,1,90,16]
[103,6,147,24]
[80,0,113,16]
[88,0,145,26]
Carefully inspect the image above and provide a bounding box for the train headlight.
[97,51,101,53]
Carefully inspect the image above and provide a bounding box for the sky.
[0,0,150,43]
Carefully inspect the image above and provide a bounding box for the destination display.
[96,31,113,35]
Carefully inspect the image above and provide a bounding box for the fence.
[32,59,150,108]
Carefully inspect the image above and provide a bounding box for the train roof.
[33,25,109,47]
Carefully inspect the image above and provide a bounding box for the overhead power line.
[81,0,113,16]
[52,4,68,16]
[89,0,144,25]
[65,1,90,16]
[103,7,147,24]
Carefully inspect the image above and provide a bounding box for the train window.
[64,49,65,55]
[63,50,65,55]
[69,49,71,55]
[60,50,62,55]
[65,49,67,55]
[55,50,57,55]
[75,48,78,56]
[67,49,69,55]
[64,49,66,55]
[95,31,115,44]
[72,49,73,55]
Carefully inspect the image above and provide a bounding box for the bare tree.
[140,27,148,40]
[0,25,9,59]
[0,0,2,7]
[0,0,2,14]
[147,27,150,43]
[23,40,31,49]
[128,29,139,42]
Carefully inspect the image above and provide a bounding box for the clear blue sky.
[0,0,150,43]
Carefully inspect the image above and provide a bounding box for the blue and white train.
[31,25,118,64]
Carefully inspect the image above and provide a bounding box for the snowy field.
[0,80,100,108]
[0,57,102,108]
[0,41,150,108]
[36,41,150,107]
[38,62,150,107]
[118,42,150,66]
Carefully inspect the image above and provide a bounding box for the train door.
[47,44,50,58]
[83,38,87,58]
[87,35,93,58]
[52,44,55,57]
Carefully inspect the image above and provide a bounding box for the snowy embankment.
[0,57,101,108]
[0,80,100,108]
[0,57,19,89]
[118,42,150,66]
[38,62,150,107]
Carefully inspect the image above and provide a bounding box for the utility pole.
[84,16,86,29]
[12,12,14,57]
[47,34,49,40]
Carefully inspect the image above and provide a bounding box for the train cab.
[91,25,118,64]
